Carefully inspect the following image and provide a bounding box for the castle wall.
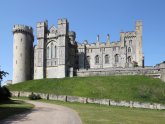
[77,21,143,69]
[76,67,161,79]
[13,19,145,82]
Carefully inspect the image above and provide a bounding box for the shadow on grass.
[0,108,34,124]
[0,100,34,124]
[0,99,23,104]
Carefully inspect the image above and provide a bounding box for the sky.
[0,0,165,85]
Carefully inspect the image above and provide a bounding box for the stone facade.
[13,19,144,84]
[78,21,144,69]
[34,19,77,79]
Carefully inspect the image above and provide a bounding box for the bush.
[0,86,11,100]
[28,93,41,100]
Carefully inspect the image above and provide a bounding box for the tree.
[0,69,8,86]
[0,68,11,100]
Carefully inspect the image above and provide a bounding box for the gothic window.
[128,56,131,63]
[113,47,116,51]
[105,55,109,64]
[115,54,119,63]
[51,43,54,58]
[55,46,57,58]
[86,56,90,68]
[129,40,132,45]
[95,55,99,64]
[47,46,49,59]
[128,47,131,52]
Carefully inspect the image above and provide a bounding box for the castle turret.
[34,21,48,79]
[13,25,34,84]
[135,21,143,67]
[69,31,76,45]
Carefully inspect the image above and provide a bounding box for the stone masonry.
[13,19,145,84]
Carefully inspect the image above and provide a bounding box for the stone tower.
[34,19,73,79]
[135,21,143,67]
[13,25,34,84]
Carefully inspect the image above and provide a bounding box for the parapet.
[58,18,68,25]
[37,20,48,28]
[13,25,33,36]
[136,20,142,25]
[69,31,76,36]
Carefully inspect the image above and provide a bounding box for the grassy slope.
[0,100,33,120]
[8,75,165,103]
[41,99,165,124]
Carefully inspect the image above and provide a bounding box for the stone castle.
[12,18,144,84]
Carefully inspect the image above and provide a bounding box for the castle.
[12,19,144,84]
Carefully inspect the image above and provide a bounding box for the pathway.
[1,100,82,124]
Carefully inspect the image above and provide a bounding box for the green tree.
[0,69,8,86]
[0,68,11,100]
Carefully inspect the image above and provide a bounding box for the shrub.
[28,93,41,100]
[0,86,11,100]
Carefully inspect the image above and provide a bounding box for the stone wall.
[11,91,165,110]
[76,66,165,82]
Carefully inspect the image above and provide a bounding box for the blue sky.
[0,0,165,84]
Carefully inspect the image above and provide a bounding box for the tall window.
[105,55,109,64]
[129,40,132,45]
[55,46,57,58]
[128,47,131,52]
[128,56,131,63]
[115,54,119,63]
[47,46,49,59]
[86,56,90,68]
[95,55,99,64]
[51,43,53,58]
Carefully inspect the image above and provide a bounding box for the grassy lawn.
[8,75,165,103]
[40,99,165,124]
[0,100,34,120]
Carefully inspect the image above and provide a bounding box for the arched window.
[115,54,119,63]
[95,55,99,64]
[105,55,109,64]
[51,43,54,58]
[128,56,131,63]
[129,40,132,45]
[55,46,57,58]
[128,47,131,52]
[47,46,49,59]
[86,56,90,68]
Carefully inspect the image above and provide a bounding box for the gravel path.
[1,100,82,124]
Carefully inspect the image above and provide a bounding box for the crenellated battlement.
[13,25,33,36]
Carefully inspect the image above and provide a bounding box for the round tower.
[13,25,34,84]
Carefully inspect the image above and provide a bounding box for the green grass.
[8,75,165,103]
[0,100,34,120]
[39,99,165,124]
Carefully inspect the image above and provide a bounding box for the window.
[113,47,116,51]
[95,55,99,64]
[129,40,132,45]
[86,56,90,68]
[47,46,49,59]
[105,55,109,64]
[128,56,131,63]
[128,47,131,52]
[115,54,119,63]
[55,46,57,58]
[51,43,53,58]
